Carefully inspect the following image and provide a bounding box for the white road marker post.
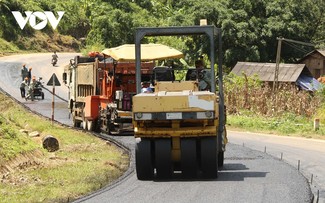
[314,118,320,131]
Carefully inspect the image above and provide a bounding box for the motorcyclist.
[52,51,58,66]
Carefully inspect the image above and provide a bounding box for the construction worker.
[21,64,29,81]
[185,59,211,90]
[27,67,32,85]
[195,60,211,90]
[20,77,28,98]
[26,76,36,101]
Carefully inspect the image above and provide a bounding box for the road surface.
[0,53,319,202]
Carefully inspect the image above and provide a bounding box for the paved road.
[77,142,311,203]
[0,53,316,203]
[0,53,74,125]
[228,131,325,202]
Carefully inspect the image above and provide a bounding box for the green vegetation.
[1,0,324,66]
[0,92,129,202]
[0,38,18,56]
[224,74,325,139]
[0,0,323,200]
[227,113,325,140]
[224,73,323,117]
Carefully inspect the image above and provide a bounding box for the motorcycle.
[25,77,44,101]
[51,58,57,66]
[51,53,58,66]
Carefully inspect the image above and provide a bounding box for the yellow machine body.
[133,81,224,162]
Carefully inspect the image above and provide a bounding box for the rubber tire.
[218,151,224,167]
[94,119,100,133]
[155,139,173,179]
[73,116,80,127]
[41,92,44,100]
[200,137,218,179]
[74,121,81,128]
[135,139,154,180]
[181,138,197,178]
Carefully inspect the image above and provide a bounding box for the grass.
[224,73,325,139]
[0,31,80,57]
[0,38,19,56]
[227,112,325,140]
[0,92,129,202]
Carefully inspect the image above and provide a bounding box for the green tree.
[309,0,325,48]
[1,0,324,63]
[86,1,158,48]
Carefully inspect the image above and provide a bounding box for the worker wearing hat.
[21,64,29,81]
[20,77,28,98]
[30,76,37,89]
[27,67,32,85]
[26,76,37,101]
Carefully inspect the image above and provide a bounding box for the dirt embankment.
[0,31,81,57]
[0,150,43,183]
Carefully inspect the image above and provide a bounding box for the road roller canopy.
[102,44,183,61]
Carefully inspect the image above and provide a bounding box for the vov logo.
[11,11,64,30]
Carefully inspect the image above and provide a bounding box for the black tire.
[73,115,80,127]
[135,139,154,180]
[200,137,218,179]
[181,138,197,178]
[107,121,115,134]
[41,92,44,100]
[74,121,81,128]
[155,139,173,179]
[218,151,224,167]
[94,119,100,133]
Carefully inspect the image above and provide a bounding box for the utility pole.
[273,37,283,93]
[272,37,315,93]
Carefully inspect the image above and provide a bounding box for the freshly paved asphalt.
[0,53,316,203]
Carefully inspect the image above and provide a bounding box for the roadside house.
[298,49,325,79]
[231,62,322,91]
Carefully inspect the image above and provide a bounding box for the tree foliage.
[0,0,324,67]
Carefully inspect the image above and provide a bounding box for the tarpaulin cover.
[102,44,183,61]
[296,75,323,91]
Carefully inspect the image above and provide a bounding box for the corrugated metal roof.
[318,50,325,57]
[231,62,310,82]
[298,49,325,62]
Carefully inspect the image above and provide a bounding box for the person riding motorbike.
[52,51,58,66]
